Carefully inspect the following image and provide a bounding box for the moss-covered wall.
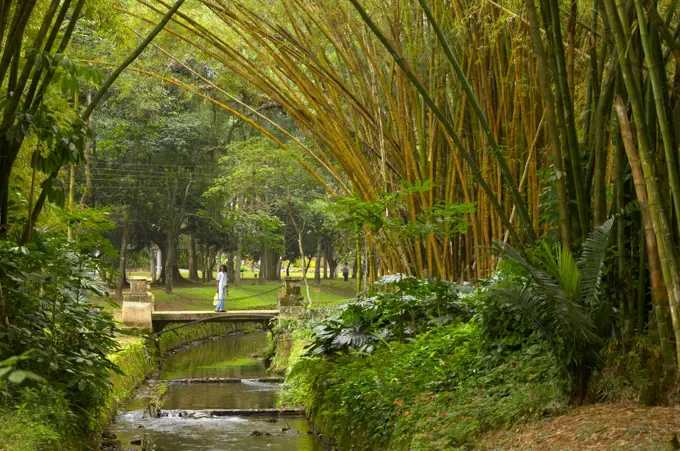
[102,337,157,426]
[267,330,311,376]
[157,321,264,354]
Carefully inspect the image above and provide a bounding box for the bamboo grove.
[116,0,680,368]
[2,1,680,367]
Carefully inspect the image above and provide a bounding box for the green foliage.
[333,182,474,241]
[591,337,663,404]
[283,322,566,450]
[0,387,73,450]
[0,337,155,450]
[0,351,46,385]
[306,276,472,355]
[490,215,619,400]
[276,275,570,449]
[106,339,157,419]
[0,232,121,440]
[473,284,536,353]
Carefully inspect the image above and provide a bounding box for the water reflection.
[161,331,268,379]
[163,382,280,410]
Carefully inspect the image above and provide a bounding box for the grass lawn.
[115,268,357,311]
[150,279,355,311]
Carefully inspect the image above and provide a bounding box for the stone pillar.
[277,277,305,318]
[122,277,155,330]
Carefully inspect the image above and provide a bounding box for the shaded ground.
[479,404,680,450]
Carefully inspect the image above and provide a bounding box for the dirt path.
[479,404,680,450]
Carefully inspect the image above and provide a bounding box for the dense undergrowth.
[284,324,565,450]
[275,271,670,450]
[0,230,127,450]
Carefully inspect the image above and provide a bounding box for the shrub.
[0,232,121,441]
[590,336,665,405]
[0,385,77,450]
[282,322,566,450]
[306,276,472,355]
[490,217,617,402]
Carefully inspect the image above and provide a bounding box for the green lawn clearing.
[150,279,355,311]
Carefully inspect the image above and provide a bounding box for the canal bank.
[105,325,321,450]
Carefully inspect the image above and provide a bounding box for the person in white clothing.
[216,264,228,312]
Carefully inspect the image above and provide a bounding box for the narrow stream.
[111,331,321,450]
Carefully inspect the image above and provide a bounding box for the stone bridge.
[121,277,306,332]
[150,310,279,333]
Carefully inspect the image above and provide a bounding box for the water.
[111,332,321,450]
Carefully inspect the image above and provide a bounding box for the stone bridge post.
[122,277,155,330]
[278,277,306,318]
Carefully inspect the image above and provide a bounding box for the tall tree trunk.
[633,0,680,233]
[298,230,312,304]
[206,249,215,282]
[637,225,648,333]
[158,243,168,285]
[258,255,265,285]
[356,233,362,295]
[323,256,328,279]
[201,246,208,282]
[607,0,680,368]
[79,90,93,207]
[234,240,242,287]
[524,0,572,248]
[116,203,133,301]
[546,0,589,235]
[614,120,631,337]
[188,233,199,281]
[165,229,176,294]
[266,248,280,281]
[314,240,322,285]
[227,251,235,283]
[615,96,677,371]
[325,244,338,279]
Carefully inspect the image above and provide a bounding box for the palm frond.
[489,281,598,345]
[578,215,615,308]
[494,241,599,344]
[556,246,580,302]
[495,241,567,301]
[537,241,560,281]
